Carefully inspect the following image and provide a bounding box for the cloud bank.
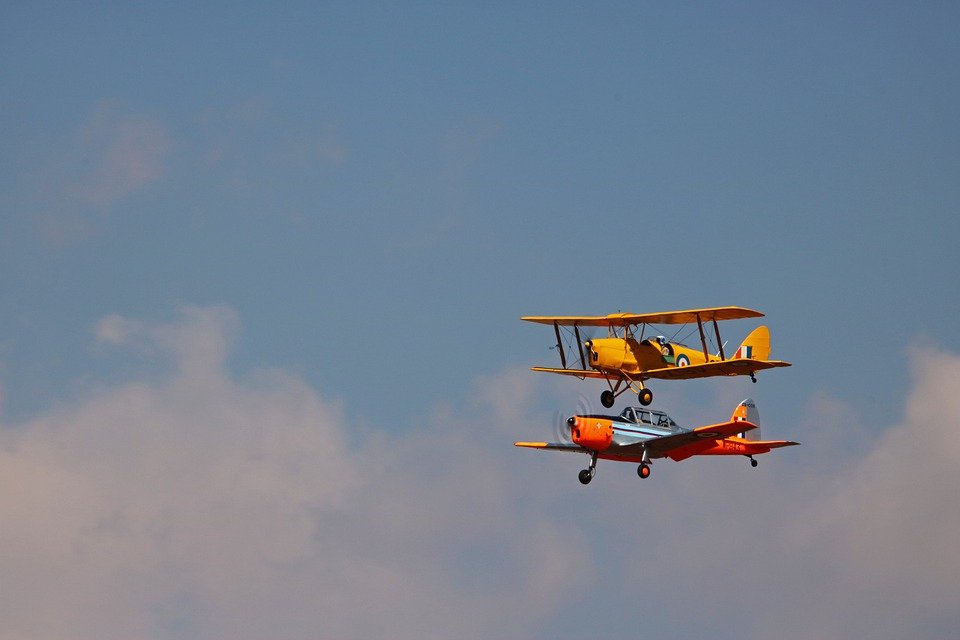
[0,307,957,639]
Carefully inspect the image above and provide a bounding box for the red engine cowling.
[570,416,613,451]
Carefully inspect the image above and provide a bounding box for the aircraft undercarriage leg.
[579,452,599,485]
[624,380,653,406]
[637,447,652,478]
[634,384,653,406]
[747,455,758,468]
[602,379,653,407]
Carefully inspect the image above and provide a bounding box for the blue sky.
[2,3,959,639]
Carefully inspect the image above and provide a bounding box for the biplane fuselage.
[586,336,720,376]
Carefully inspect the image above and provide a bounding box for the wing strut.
[696,313,709,360]
[574,324,586,370]
[712,319,726,360]
[553,321,567,369]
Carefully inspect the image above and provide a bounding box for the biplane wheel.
[578,469,593,485]
[750,458,758,468]
[637,463,651,479]
[600,390,615,408]
[638,388,653,406]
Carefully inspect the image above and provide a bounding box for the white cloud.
[1,309,958,639]
[0,307,585,640]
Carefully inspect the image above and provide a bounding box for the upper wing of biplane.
[522,306,764,327]
[613,420,756,460]
[643,359,792,380]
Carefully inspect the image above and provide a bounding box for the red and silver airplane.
[515,398,798,484]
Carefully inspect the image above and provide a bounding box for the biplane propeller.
[522,306,790,408]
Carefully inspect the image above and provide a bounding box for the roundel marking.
[676,354,690,367]
[697,431,721,439]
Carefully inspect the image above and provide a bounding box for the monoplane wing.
[514,441,584,452]
[529,367,610,379]
[643,359,791,380]
[612,420,756,460]
[522,306,763,327]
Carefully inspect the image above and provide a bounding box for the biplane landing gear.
[749,456,758,468]
[600,390,615,408]
[637,463,651,479]
[579,453,599,484]
[638,388,653,406]
[750,373,757,383]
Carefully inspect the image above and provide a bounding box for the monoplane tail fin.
[731,398,761,441]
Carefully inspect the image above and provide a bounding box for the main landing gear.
[637,463,651,479]
[600,385,653,408]
[579,452,599,485]
[600,390,615,408]
[748,455,758,468]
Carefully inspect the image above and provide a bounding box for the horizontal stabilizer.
[758,439,800,449]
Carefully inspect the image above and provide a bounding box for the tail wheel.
[637,463,651,479]
[600,390,615,408]
[638,388,653,406]
[750,458,758,468]
[578,469,593,484]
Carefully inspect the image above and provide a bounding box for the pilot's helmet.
[655,336,667,345]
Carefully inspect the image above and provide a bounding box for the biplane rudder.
[733,325,771,361]
[731,398,761,441]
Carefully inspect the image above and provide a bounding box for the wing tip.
[514,441,548,449]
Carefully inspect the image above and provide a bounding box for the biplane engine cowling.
[569,416,613,451]
[585,338,626,370]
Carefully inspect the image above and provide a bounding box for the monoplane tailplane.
[731,398,761,441]
[734,325,771,361]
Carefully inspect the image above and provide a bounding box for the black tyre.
[578,469,593,484]
[639,388,653,406]
[600,390,615,408]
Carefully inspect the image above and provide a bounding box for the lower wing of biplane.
[515,398,799,484]
[522,306,791,408]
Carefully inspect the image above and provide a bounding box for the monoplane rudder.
[731,397,761,441]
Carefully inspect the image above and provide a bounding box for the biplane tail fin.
[733,325,771,361]
[731,398,761,441]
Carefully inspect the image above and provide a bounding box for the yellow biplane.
[522,306,790,408]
